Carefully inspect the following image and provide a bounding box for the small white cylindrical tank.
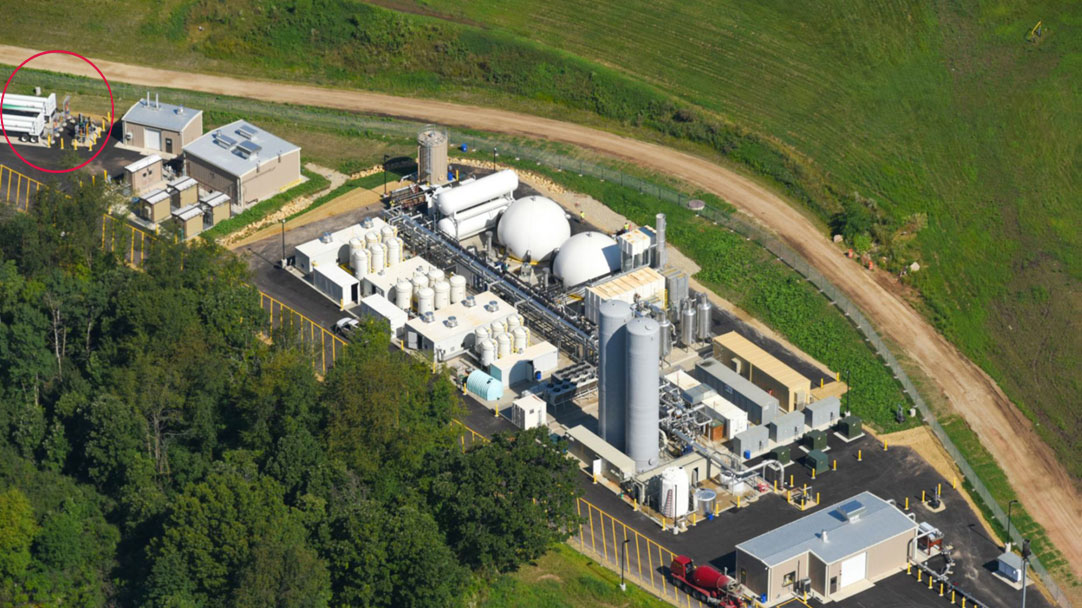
[659,467,690,519]
[428,267,445,285]
[365,230,379,245]
[479,338,496,367]
[394,279,412,310]
[490,320,506,336]
[412,271,429,291]
[496,332,512,359]
[433,280,451,310]
[380,225,395,242]
[416,287,435,316]
[449,274,467,303]
[473,327,490,353]
[368,243,384,271]
[512,326,528,353]
[348,237,364,256]
[351,248,368,280]
[506,314,521,330]
[387,237,401,267]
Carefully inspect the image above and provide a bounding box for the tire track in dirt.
[5,44,1079,577]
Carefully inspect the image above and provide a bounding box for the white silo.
[473,326,490,353]
[449,274,467,303]
[512,326,528,353]
[433,280,451,310]
[417,126,449,185]
[428,267,445,285]
[380,225,395,243]
[659,467,690,519]
[479,338,495,367]
[387,237,401,267]
[411,271,429,292]
[365,230,379,246]
[348,237,364,256]
[416,286,435,316]
[351,248,368,280]
[598,300,633,451]
[506,314,521,330]
[394,279,412,310]
[490,319,507,336]
[368,243,384,271]
[496,332,512,359]
[696,294,712,341]
[626,315,661,473]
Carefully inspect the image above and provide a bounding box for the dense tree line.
[0,179,580,606]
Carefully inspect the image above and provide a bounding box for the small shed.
[996,552,1024,583]
[138,188,171,223]
[730,425,769,460]
[768,410,806,444]
[804,449,828,474]
[702,394,749,440]
[802,429,828,451]
[313,264,359,307]
[466,369,503,401]
[358,294,408,338]
[124,154,163,197]
[768,445,790,465]
[512,394,547,430]
[199,191,230,228]
[122,95,203,154]
[839,415,863,439]
[172,204,203,240]
[167,176,199,209]
[805,396,841,429]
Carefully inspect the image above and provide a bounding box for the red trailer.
[669,555,746,607]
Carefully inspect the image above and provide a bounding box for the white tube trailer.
[2,93,57,118]
[1,111,46,143]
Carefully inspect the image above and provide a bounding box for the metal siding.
[626,316,660,472]
[598,300,632,451]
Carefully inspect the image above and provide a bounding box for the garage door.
[145,128,161,150]
[838,553,867,588]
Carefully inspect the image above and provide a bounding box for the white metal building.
[584,266,667,323]
[313,264,359,307]
[293,217,394,275]
[701,393,749,440]
[404,291,515,361]
[488,340,559,387]
[512,394,548,430]
[358,294,408,338]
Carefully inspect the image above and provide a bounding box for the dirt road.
[6,45,1079,576]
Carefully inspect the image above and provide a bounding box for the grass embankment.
[199,168,329,241]
[482,544,670,608]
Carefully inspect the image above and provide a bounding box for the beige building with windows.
[121,94,202,156]
[713,331,812,411]
[736,492,917,605]
[183,120,301,211]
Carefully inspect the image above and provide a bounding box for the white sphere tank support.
[433,280,451,310]
[394,279,412,310]
[497,195,571,261]
[551,231,621,286]
[496,332,512,359]
[436,169,518,216]
[416,287,435,316]
[659,467,690,519]
[449,274,467,303]
[351,249,368,280]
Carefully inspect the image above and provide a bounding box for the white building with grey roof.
[735,491,918,605]
[183,120,301,210]
[121,93,203,155]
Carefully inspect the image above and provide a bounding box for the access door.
[838,553,867,589]
[144,128,161,150]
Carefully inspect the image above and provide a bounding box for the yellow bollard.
[592,473,597,485]
[953,477,958,490]
[918,570,922,582]
[692,512,697,526]
[952,590,956,604]
[940,582,945,596]
[812,468,816,480]
[634,498,639,511]
[963,597,967,607]
[92,175,95,185]
[803,483,807,492]
[884,440,888,451]
[832,459,837,471]
[713,501,719,517]
[790,474,794,487]
[787,490,791,503]
[858,449,862,462]
[73,139,78,151]
[816,492,820,505]
[104,169,108,181]
[737,495,741,509]
[907,563,911,575]
[929,575,933,590]
[905,496,909,510]
[937,483,942,496]
[922,490,926,503]
[774,479,778,491]
[836,371,840,381]
[61,138,64,150]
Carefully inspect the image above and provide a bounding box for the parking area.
[0,124,144,185]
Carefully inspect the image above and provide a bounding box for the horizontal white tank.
[496,332,512,359]
[433,280,451,310]
[436,169,518,216]
[416,286,435,316]
[394,279,412,310]
[449,274,467,303]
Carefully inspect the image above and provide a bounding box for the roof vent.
[821,529,829,542]
[463,295,476,308]
[360,218,374,229]
[445,316,459,328]
[319,231,333,244]
[484,300,499,312]
[836,500,866,522]
[423,311,435,323]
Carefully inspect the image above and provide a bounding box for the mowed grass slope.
[1,2,1078,476]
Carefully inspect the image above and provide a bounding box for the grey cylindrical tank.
[654,213,667,268]
[626,316,660,473]
[680,304,696,346]
[658,315,672,358]
[598,300,633,451]
[696,295,712,341]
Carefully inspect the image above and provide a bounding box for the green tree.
[0,488,37,580]
[429,428,581,574]
[233,536,331,608]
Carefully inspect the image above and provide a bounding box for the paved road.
[19,43,1075,582]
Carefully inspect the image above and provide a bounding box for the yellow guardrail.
[0,164,44,211]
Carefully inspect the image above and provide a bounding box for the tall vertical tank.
[368,243,385,272]
[386,237,401,267]
[598,300,633,451]
[626,315,660,473]
[411,271,429,292]
[394,279,412,310]
[473,326,490,353]
[479,338,495,367]
[696,294,712,341]
[348,237,364,257]
[659,467,690,519]
[416,286,435,316]
[654,213,667,269]
[351,248,368,280]
[512,326,528,353]
[658,315,672,358]
[449,274,467,303]
[428,267,445,285]
[417,126,449,185]
[496,332,512,359]
[380,225,395,243]
[365,230,379,246]
[680,304,696,346]
[433,280,451,310]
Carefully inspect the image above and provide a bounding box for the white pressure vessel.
[394,279,412,310]
[416,287,435,316]
[496,332,512,359]
[449,274,467,303]
[433,280,451,310]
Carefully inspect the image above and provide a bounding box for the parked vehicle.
[669,555,745,607]
[1,109,45,143]
[334,317,360,335]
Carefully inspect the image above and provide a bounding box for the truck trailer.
[0,110,45,143]
[669,555,746,607]
[2,92,57,118]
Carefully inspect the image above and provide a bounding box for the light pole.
[492,147,498,170]
[1021,538,1031,608]
[279,218,287,266]
[844,369,852,414]
[383,154,390,194]
[1007,499,1019,550]
[620,538,629,591]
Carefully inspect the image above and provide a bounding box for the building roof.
[125,154,162,173]
[314,263,359,289]
[713,332,810,390]
[806,396,840,414]
[997,551,1024,570]
[702,393,747,422]
[183,120,299,178]
[359,294,408,325]
[737,491,917,567]
[123,97,202,132]
[200,192,230,208]
[567,424,636,477]
[768,410,805,430]
[406,290,514,346]
[587,266,666,301]
[172,204,202,222]
[733,424,769,442]
[168,176,198,192]
[695,358,780,410]
[141,188,170,204]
